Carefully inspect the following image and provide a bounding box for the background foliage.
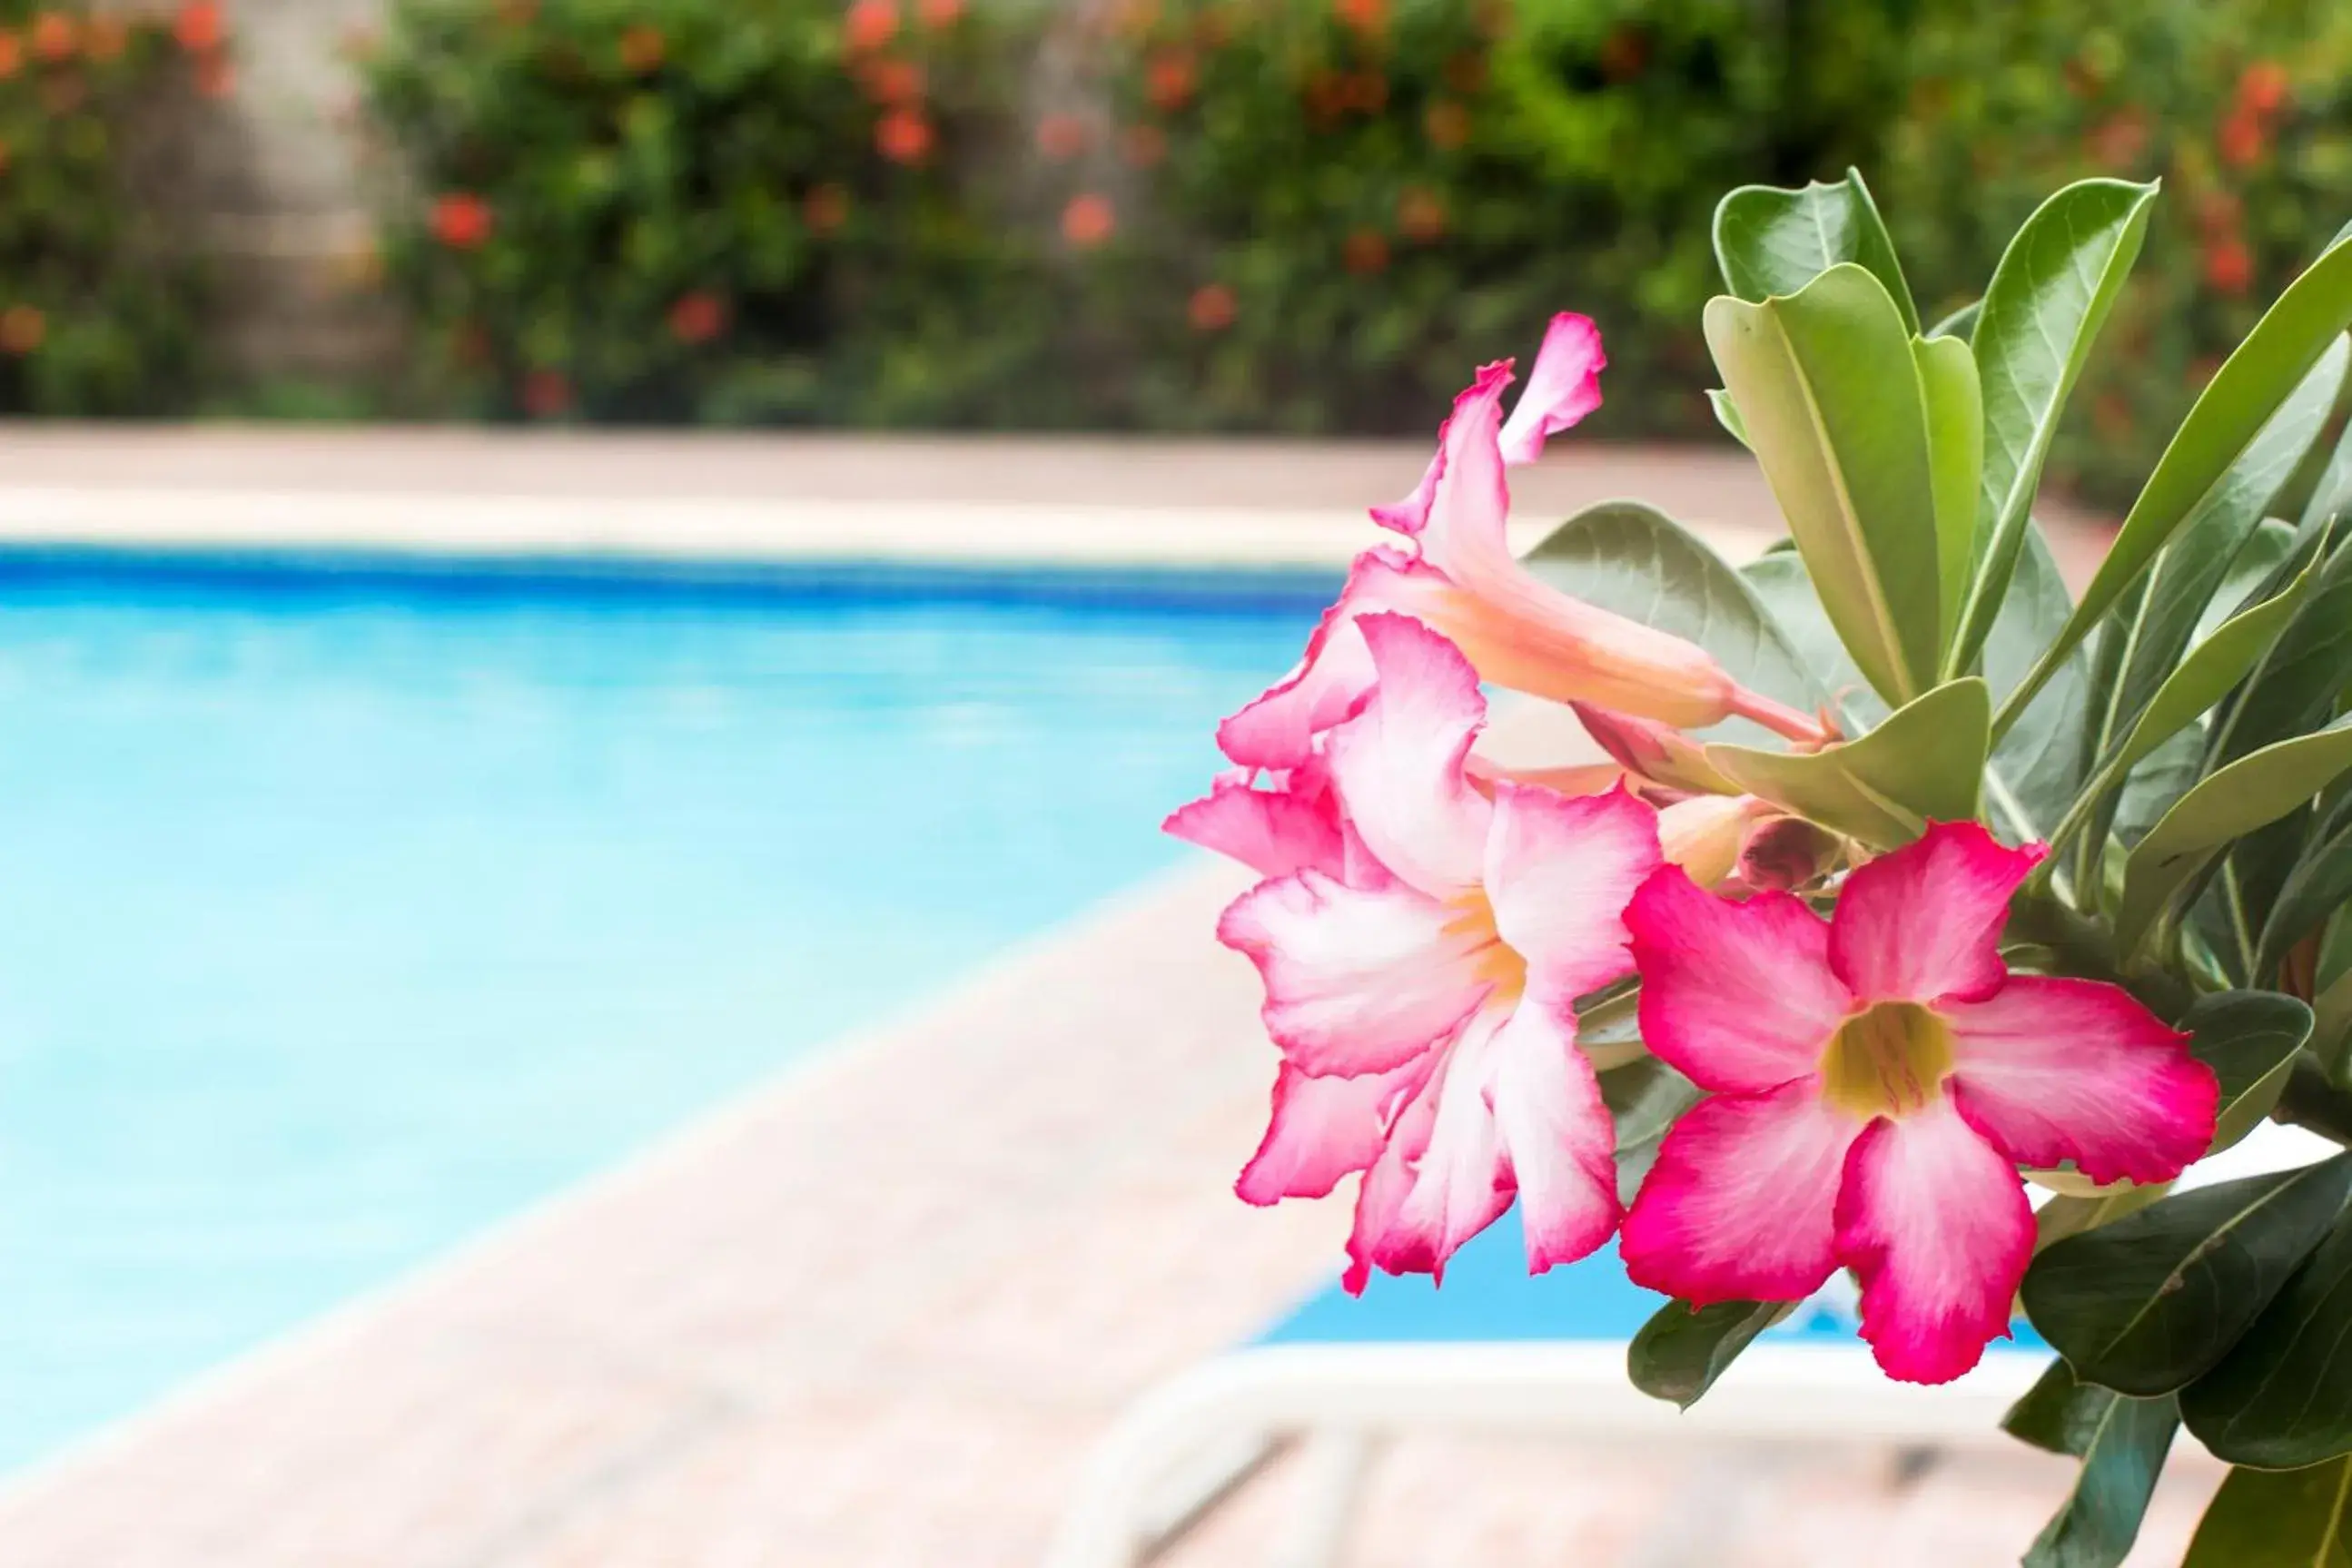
[360,0,1075,426]
[0,0,219,415]
[17,0,2352,511]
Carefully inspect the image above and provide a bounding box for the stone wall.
[167,0,396,380]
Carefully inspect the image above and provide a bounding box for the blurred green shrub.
[1874,0,2351,505]
[351,0,2352,508]
[0,1,219,415]
[359,0,1073,425]
[1057,0,1910,439]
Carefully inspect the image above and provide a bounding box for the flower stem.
[1727,685,1833,747]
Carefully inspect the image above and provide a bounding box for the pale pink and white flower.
[1217,613,1664,1290]
[1616,821,2219,1384]
[1215,316,1826,775]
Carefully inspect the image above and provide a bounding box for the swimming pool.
[0,551,1322,1474]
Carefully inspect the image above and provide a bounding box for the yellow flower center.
[1818,1001,1954,1119]
[1440,887,1527,1007]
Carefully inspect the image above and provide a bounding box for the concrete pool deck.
[0,427,2165,1564]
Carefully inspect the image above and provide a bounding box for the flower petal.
[1486,999,1622,1272]
[1370,453,1441,537]
[1344,1078,1431,1295]
[1625,867,1853,1093]
[1835,1099,2035,1384]
[1237,1059,1425,1206]
[1373,1011,1512,1282]
[1412,361,1522,587]
[1619,1079,1861,1305]
[1164,779,1344,881]
[1828,821,2045,1006]
[1218,870,1486,1076]
[1484,782,1659,999]
[1214,547,1451,772]
[1373,313,1604,534]
[1323,612,1493,896]
[1497,312,1606,465]
[1945,976,2217,1186]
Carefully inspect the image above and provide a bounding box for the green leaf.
[2022,1156,2352,1396]
[1707,388,1749,449]
[2090,340,2348,773]
[1950,179,2158,679]
[1707,678,1990,849]
[1627,1298,1786,1409]
[1712,168,1918,330]
[2107,556,2322,781]
[1929,299,1981,342]
[1520,501,1824,724]
[1998,222,2352,737]
[1984,526,2090,843]
[2193,991,2319,1154]
[1740,549,1881,733]
[1705,264,1944,705]
[2208,524,2352,774]
[1599,1054,1698,1204]
[1916,331,1984,650]
[2004,1362,2180,1568]
[2181,1459,2352,1568]
[2196,518,2299,646]
[2037,1184,2173,1252]
[2118,715,2352,957]
[2260,796,2352,986]
[2182,1193,2352,1468]
[2005,1356,2090,1455]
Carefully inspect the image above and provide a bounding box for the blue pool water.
[0,552,1320,1474]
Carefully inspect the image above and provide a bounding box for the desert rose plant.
[1171,169,2352,1565]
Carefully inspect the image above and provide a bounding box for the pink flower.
[1216,316,1824,774]
[1215,615,1664,1290]
[1618,822,2219,1384]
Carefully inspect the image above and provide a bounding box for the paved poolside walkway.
[0,429,2153,1563]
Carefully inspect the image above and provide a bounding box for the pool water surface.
[0,557,1319,1474]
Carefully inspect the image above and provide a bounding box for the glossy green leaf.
[1627,1298,1786,1409]
[1712,169,1917,330]
[2261,804,2352,990]
[1521,501,1823,724]
[2108,557,2321,781]
[1915,331,1984,649]
[1707,388,1749,449]
[2004,1362,2180,1568]
[1997,228,2352,739]
[2208,525,2352,774]
[1983,527,2089,843]
[1950,179,2158,678]
[2193,991,2319,1154]
[2117,715,2352,958]
[1705,264,1943,705]
[2181,1459,2352,1568]
[1929,299,1981,342]
[1600,1055,1698,1204]
[2023,1156,2352,1395]
[2075,339,2347,852]
[2196,518,2299,646]
[1707,678,1989,849]
[2006,1356,2090,1455]
[2037,1184,2172,1252]
[2183,1198,2352,1467]
[1739,549,1880,734]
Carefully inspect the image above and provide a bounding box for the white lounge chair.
[1045,1121,2335,1568]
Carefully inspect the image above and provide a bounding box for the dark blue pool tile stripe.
[0,545,1343,618]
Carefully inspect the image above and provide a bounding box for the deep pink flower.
[1215,316,1823,774]
[1618,822,2219,1384]
[1217,615,1663,1289]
